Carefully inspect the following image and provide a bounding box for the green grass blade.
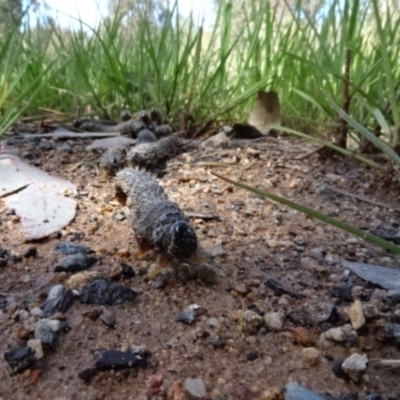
[212,172,400,254]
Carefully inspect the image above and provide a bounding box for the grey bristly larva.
[154,124,173,138]
[78,112,152,137]
[127,135,182,170]
[114,168,197,259]
[137,129,158,144]
[99,146,128,176]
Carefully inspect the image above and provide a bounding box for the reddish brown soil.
[1,132,400,399]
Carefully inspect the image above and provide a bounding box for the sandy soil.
[1,130,400,400]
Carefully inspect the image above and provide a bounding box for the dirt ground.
[1,129,400,400]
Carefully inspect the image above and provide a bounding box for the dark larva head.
[139,112,151,125]
[150,108,164,125]
[167,221,197,258]
[137,129,157,144]
[120,110,132,122]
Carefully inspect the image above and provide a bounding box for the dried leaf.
[0,153,77,239]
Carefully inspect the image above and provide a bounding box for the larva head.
[150,108,164,125]
[139,112,151,125]
[137,129,157,144]
[167,221,198,259]
[120,110,132,122]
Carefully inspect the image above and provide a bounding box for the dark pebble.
[316,304,339,324]
[0,258,7,268]
[54,253,97,272]
[208,335,226,349]
[121,263,135,279]
[23,246,37,258]
[287,309,314,327]
[331,360,348,379]
[42,285,74,317]
[79,368,97,384]
[377,323,400,346]
[93,349,147,371]
[4,347,36,375]
[390,293,400,304]
[0,246,8,258]
[10,254,22,264]
[331,282,354,302]
[246,352,259,361]
[39,139,55,150]
[54,241,94,255]
[266,278,305,300]
[79,279,137,305]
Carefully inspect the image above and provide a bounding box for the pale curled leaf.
[0,153,77,239]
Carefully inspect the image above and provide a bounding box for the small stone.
[200,131,230,149]
[34,319,59,345]
[341,353,368,383]
[83,308,103,321]
[99,310,116,328]
[208,335,226,349]
[301,347,320,366]
[243,310,264,333]
[54,253,97,272]
[184,378,207,399]
[79,278,137,305]
[300,257,318,269]
[109,264,124,280]
[146,373,164,395]
[4,347,36,375]
[259,387,284,400]
[42,285,74,317]
[116,248,130,257]
[54,241,94,255]
[263,312,283,331]
[0,258,7,268]
[78,368,97,384]
[196,264,225,285]
[345,299,365,330]
[207,317,221,330]
[235,284,248,295]
[362,303,379,319]
[27,339,44,360]
[66,271,100,290]
[208,245,227,257]
[23,246,37,258]
[323,327,346,342]
[93,349,147,370]
[285,384,325,400]
[346,237,359,244]
[13,324,31,339]
[30,307,44,318]
[290,327,315,347]
[176,304,206,325]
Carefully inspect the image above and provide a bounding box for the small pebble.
[345,299,365,330]
[4,347,36,375]
[285,384,325,400]
[184,378,207,399]
[264,312,283,331]
[176,304,206,325]
[341,353,368,383]
[301,347,320,366]
[99,310,116,328]
[27,339,44,360]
